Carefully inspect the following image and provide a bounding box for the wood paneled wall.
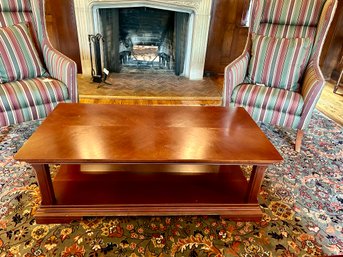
[204,0,249,75]
[45,0,82,73]
[45,0,342,81]
[320,0,343,81]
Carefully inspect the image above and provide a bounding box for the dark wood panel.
[45,0,82,73]
[320,0,343,81]
[204,0,249,74]
[45,2,58,49]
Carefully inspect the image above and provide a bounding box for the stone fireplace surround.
[73,0,213,80]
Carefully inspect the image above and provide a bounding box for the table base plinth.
[35,204,263,224]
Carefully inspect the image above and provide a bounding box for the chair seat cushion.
[231,83,304,116]
[0,77,69,125]
[0,22,48,83]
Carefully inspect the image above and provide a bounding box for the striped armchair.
[0,0,77,126]
[224,0,337,152]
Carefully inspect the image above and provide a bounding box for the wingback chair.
[0,0,77,126]
[224,0,337,152]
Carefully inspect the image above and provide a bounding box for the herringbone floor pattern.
[78,72,223,106]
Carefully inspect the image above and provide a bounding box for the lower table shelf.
[35,164,263,223]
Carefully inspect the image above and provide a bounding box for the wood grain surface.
[15,104,282,165]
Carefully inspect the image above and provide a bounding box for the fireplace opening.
[98,7,189,76]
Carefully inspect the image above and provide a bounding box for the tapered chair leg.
[295,130,304,152]
[334,69,343,93]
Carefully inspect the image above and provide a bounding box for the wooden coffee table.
[15,103,282,224]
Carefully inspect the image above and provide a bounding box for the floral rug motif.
[0,110,342,256]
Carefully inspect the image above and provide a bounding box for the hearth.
[73,0,213,80]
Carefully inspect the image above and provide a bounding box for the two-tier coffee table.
[15,103,282,224]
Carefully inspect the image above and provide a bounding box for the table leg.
[32,164,56,205]
[246,165,266,203]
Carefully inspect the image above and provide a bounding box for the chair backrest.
[249,0,337,61]
[0,0,46,53]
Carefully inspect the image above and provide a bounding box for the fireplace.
[98,7,189,76]
[73,0,213,80]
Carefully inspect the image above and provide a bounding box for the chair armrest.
[298,61,325,130]
[42,39,78,103]
[223,51,250,106]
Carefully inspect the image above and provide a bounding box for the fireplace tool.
[88,34,110,85]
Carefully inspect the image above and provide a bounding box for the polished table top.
[15,103,283,165]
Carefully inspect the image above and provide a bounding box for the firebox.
[98,7,189,76]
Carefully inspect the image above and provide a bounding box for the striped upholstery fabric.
[231,84,304,129]
[258,24,317,41]
[247,34,311,91]
[311,0,337,59]
[0,0,32,12]
[0,0,77,126]
[224,49,250,106]
[0,77,69,125]
[298,61,325,129]
[43,40,78,103]
[34,0,78,103]
[224,0,337,132]
[0,0,43,50]
[0,10,33,27]
[0,22,47,83]
[259,0,326,26]
[252,0,333,61]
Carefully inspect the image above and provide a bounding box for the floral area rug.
[0,110,342,256]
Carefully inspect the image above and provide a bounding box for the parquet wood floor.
[78,73,223,106]
[78,74,342,126]
[316,81,343,125]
